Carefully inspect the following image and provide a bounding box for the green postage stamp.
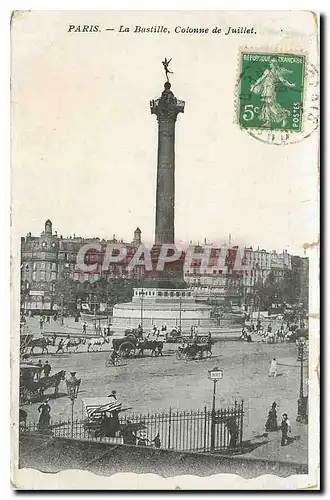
[238,52,306,132]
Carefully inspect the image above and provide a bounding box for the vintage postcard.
[11,10,320,490]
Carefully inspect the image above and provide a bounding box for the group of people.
[38,314,59,330]
[265,402,292,446]
[243,320,299,344]
[122,422,161,448]
[34,359,52,380]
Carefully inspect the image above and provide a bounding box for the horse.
[136,340,163,357]
[87,336,109,352]
[37,370,66,397]
[66,337,86,353]
[29,335,57,355]
[183,341,212,360]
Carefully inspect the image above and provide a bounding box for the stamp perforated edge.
[234,47,319,145]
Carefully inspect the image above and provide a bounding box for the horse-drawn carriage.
[111,331,164,359]
[176,340,213,361]
[20,363,43,404]
[82,398,145,441]
[20,363,66,404]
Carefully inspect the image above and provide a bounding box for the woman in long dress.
[268,358,277,378]
[37,399,51,431]
[250,59,296,128]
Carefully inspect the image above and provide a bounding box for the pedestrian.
[267,323,272,333]
[108,390,117,400]
[43,360,51,377]
[265,402,278,431]
[137,428,149,447]
[82,322,87,333]
[152,432,161,448]
[280,413,291,446]
[56,339,65,354]
[269,358,277,377]
[38,398,51,432]
[39,316,44,330]
[226,417,239,448]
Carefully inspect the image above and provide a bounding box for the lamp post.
[179,295,182,333]
[296,333,308,423]
[139,288,145,331]
[66,372,81,437]
[208,367,223,450]
[60,293,64,325]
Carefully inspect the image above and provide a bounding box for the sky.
[11,10,319,255]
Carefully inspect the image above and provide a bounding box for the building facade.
[20,220,146,309]
[183,244,296,304]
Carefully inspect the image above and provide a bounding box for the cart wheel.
[105,356,113,367]
[200,336,208,343]
[176,350,183,360]
[119,341,136,358]
[116,354,123,366]
[207,349,212,358]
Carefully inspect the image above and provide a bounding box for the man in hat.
[43,360,51,378]
[280,413,291,446]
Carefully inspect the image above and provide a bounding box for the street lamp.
[296,329,308,424]
[66,372,81,437]
[179,295,182,333]
[139,288,145,331]
[208,367,223,450]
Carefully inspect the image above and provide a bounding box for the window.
[158,291,163,297]
[40,262,46,270]
[164,292,168,297]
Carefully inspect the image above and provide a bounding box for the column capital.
[150,82,185,121]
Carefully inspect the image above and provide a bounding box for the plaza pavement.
[23,316,243,340]
[20,328,308,465]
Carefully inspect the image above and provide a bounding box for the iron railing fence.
[21,401,244,453]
